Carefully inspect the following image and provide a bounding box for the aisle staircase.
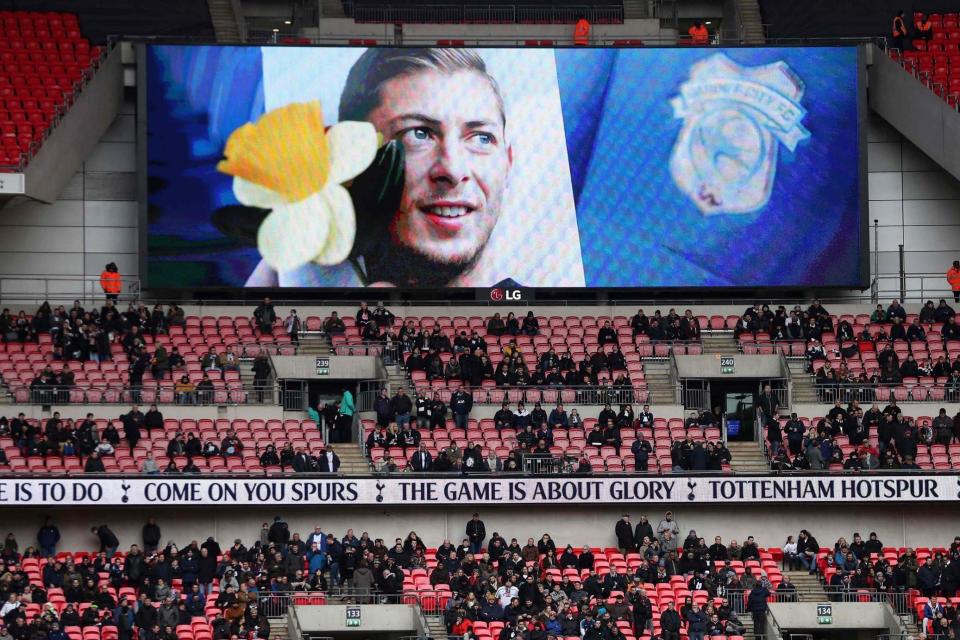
[702,332,738,355]
[425,615,448,640]
[786,359,819,405]
[726,441,770,473]
[736,0,766,44]
[335,442,373,473]
[207,0,244,42]
[642,360,676,405]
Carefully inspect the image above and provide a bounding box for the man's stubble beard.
[363,240,484,288]
[362,216,494,287]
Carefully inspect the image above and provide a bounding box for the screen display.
[144,44,863,289]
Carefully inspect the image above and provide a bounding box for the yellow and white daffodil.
[217,101,379,272]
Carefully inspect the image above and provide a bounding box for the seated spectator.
[323,311,346,335]
[259,445,280,467]
[218,346,240,372]
[140,452,159,475]
[84,452,105,473]
[200,349,220,373]
[175,376,195,405]
[196,375,215,404]
[487,313,506,337]
[597,321,618,346]
[521,311,539,336]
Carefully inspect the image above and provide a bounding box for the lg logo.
[490,288,522,301]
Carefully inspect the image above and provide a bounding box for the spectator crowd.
[3,514,960,640]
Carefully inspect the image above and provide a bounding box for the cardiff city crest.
[669,53,811,215]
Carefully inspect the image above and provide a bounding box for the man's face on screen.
[367,69,512,271]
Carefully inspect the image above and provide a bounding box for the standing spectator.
[390,388,413,428]
[948,261,960,303]
[688,20,709,45]
[374,389,393,428]
[891,10,908,52]
[333,387,355,443]
[91,524,119,557]
[142,518,161,553]
[252,350,271,401]
[466,513,486,554]
[615,515,635,552]
[747,579,771,636]
[659,601,681,640]
[37,516,60,557]
[450,388,473,430]
[356,302,373,328]
[253,298,276,334]
[284,310,301,346]
[99,263,121,301]
[574,14,590,46]
[656,511,680,545]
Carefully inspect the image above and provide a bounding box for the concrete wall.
[868,111,960,293]
[770,602,888,630]
[675,354,782,379]
[0,98,137,293]
[294,604,420,633]
[4,502,958,553]
[273,355,384,380]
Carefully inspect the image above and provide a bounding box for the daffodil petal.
[257,193,331,272]
[327,121,379,184]
[313,184,356,265]
[233,177,284,209]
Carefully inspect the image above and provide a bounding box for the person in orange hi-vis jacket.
[688,21,709,45]
[100,262,121,301]
[947,260,960,303]
[574,15,590,46]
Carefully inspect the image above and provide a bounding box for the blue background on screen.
[146,45,266,287]
[556,46,861,287]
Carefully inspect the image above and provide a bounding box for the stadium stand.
[889,11,960,108]
[2,517,958,640]
[0,414,326,475]
[0,302,293,404]
[0,11,104,170]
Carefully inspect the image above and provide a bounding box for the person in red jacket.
[688,21,709,45]
[99,262,121,301]
[574,15,590,46]
[946,260,960,303]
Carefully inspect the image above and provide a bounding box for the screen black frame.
[136,41,871,299]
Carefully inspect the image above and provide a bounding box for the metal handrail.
[811,382,959,403]
[7,383,277,405]
[116,32,878,47]
[410,383,649,405]
[0,275,142,304]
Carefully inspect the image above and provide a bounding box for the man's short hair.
[339,47,506,125]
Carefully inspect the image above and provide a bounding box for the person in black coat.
[409,445,433,472]
[317,448,341,473]
[615,515,635,551]
[747,582,771,636]
[634,516,655,547]
[685,603,708,640]
[659,601,682,640]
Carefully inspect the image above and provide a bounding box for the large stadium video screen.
[143,44,864,289]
